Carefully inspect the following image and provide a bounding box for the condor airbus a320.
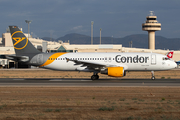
[2,26,177,80]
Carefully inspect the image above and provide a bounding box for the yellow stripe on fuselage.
[40,52,67,67]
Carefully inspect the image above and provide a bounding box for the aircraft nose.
[172,61,177,69]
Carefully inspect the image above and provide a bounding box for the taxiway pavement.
[0,78,180,87]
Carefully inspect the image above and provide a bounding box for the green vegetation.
[98,106,115,111]
[127,116,134,120]
[66,98,70,101]
[138,99,145,102]
[119,98,125,101]
[0,104,7,109]
[55,109,61,112]
[162,98,165,101]
[44,109,53,112]
[68,108,73,111]
[132,98,137,100]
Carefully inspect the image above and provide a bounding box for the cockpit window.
[162,57,170,60]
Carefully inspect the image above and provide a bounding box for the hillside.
[42,33,180,50]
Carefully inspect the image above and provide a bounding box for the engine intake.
[101,67,125,77]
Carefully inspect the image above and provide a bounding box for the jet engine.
[101,67,126,77]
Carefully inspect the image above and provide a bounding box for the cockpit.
[162,57,170,60]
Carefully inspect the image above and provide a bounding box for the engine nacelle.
[101,67,125,77]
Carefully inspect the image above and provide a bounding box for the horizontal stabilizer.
[0,54,29,62]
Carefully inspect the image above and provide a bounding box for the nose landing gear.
[151,71,155,80]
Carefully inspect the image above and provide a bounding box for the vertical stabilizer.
[166,51,174,58]
[9,26,41,55]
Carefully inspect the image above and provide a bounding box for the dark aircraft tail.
[9,26,41,55]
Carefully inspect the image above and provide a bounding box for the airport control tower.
[142,11,161,50]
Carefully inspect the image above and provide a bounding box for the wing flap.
[66,58,117,70]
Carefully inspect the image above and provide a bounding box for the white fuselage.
[38,52,177,71]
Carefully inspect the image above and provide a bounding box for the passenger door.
[151,54,156,65]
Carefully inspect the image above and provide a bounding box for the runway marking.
[13,79,25,80]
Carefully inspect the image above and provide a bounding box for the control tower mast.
[142,11,161,50]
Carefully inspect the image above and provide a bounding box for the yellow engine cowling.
[107,67,125,77]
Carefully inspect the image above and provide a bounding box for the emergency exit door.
[151,54,156,65]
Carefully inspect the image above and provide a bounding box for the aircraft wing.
[66,58,117,70]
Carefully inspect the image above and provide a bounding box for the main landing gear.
[151,71,155,80]
[91,73,99,80]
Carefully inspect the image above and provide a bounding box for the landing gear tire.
[151,71,155,80]
[151,76,155,80]
[91,75,99,80]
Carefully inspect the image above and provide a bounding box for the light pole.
[100,28,102,44]
[25,20,32,40]
[91,21,94,44]
[129,41,132,48]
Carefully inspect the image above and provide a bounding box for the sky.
[0,0,180,39]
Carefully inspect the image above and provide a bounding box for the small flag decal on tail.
[166,51,174,58]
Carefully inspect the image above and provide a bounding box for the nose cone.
[171,61,177,69]
[174,62,177,68]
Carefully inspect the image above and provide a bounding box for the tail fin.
[9,26,41,55]
[166,51,174,58]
